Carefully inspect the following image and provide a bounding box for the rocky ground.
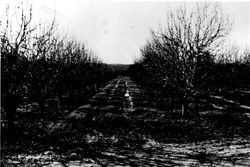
[1,76,250,166]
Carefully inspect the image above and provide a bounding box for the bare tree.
[1,3,34,138]
[1,2,116,131]
[28,19,58,113]
[140,3,232,115]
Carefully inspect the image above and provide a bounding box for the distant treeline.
[129,60,250,91]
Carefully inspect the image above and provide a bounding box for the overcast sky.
[1,0,250,64]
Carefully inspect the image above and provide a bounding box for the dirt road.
[85,76,250,166]
[3,76,250,167]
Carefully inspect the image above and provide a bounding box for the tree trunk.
[5,94,18,141]
[181,104,185,116]
[181,96,187,117]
